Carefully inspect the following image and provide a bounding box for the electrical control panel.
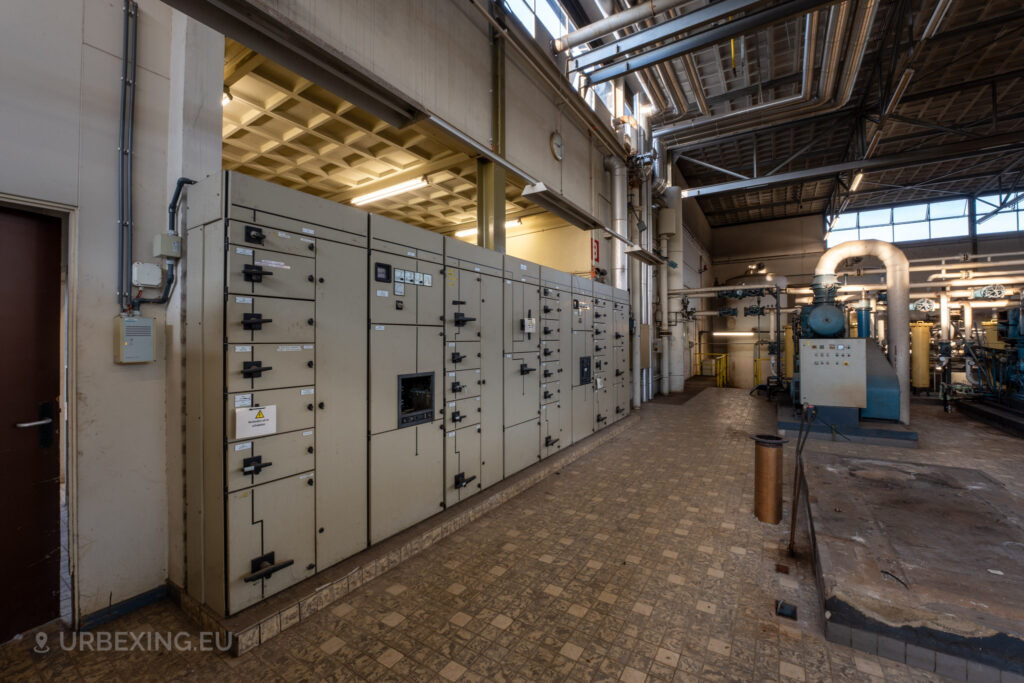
[184,172,631,618]
[799,338,867,408]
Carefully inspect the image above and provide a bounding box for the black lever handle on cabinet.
[615,406,624,414]
[543,348,553,356]
[242,263,272,283]
[244,225,266,244]
[243,552,294,583]
[519,363,536,375]
[451,382,464,393]
[615,370,623,377]
[451,411,464,423]
[545,436,559,447]
[543,370,552,378]
[543,306,553,313]
[453,312,477,327]
[543,327,554,335]
[454,472,477,489]
[242,361,272,378]
[451,300,466,305]
[242,312,271,330]
[596,414,607,422]
[451,352,466,363]
[544,391,553,399]
[242,455,273,475]
[615,333,624,339]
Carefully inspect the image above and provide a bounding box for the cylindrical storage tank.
[751,434,786,524]
[982,320,1004,349]
[854,303,871,339]
[910,321,932,389]
[783,325,794,379]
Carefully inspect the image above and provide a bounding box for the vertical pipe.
[939,292,950,341]
[783,325,794,379]
[604,155,628,289]
[630,187,643,408]
[963,303,973,340]
[659,234,670,395]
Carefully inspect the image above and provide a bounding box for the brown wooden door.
[0,207,62,643]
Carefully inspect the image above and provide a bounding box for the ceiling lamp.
[221,87,233,107]
[454,228,477,238]
[351,178,427,206]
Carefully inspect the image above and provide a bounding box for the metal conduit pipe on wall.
[815,240,910,424]
[604,155,628,290]
[630,186,644,408]
[658,187,681,395]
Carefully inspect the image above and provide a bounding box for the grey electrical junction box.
[799,338,867,408]
[113,315,155,363]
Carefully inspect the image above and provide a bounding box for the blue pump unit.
[793,274,901,421]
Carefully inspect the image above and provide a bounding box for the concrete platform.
[805,453,1024,678]
[778,403,919,448]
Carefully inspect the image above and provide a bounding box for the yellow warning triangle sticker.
[255,410,264,419]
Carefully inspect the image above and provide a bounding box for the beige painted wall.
[0,0,180,618]
[505,226,594,276]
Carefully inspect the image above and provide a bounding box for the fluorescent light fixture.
[221,87,232,107]
[454,228,477,238]
[506,218,522,228]
[351,178,427,206]
[712,331,755,337]
[850,172,864,192]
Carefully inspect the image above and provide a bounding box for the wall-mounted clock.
[550,131,564,161]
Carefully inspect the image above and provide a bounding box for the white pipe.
[553,0,692,52]
[604,155,628,290]
[927,269,1024,281]
[939,293,950,341]
[629,186,643,409]
[816,239,910,424]
[963,304,974,339]
[658,187,680,395]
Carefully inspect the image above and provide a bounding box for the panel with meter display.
[799,338,867,408]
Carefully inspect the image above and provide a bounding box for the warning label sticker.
[235,405,276,439]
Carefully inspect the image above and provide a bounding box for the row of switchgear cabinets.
[184,172,630,616]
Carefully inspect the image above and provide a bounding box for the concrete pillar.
[165,11,224,592]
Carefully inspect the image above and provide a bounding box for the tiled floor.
[7,389,1017,682]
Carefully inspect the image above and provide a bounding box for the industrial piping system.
[658,187,681,395]
[814,239,910,424]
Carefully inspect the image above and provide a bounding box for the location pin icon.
[34,631,49,653]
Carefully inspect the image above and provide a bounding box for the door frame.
[0,192,78,631]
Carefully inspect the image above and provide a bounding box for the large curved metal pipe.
[553,0,693,52]
[816,239,910,424]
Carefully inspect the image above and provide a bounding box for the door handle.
[16,402,55,448]
[16,418,52,428]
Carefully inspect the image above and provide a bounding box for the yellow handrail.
[696,352,729,387]
[754,357,773,386]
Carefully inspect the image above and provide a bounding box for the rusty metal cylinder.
[910,321,932,389]
[751,434,786,524]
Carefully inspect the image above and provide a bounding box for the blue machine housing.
[861,341,900,420]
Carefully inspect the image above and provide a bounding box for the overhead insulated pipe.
[553,0,694,52]
[658,187,681,395]
[815,240,910,424]
[605,155,628,289]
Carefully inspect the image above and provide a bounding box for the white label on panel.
[449,342,456,347]
[407,250,416,257]
[235,296,253,304]
[303,344,314,350]
[376,289,389,297]
[506,354,511,358]
[277,231,291,238]
[234,442,253,452]
[234,345,252,353]
[449,402,456,407]
[235,247,253,256]
[256,259,290,269]
[520,264,527,271]
[234,394,253,408]
[375,325,386,331]
[302,430,314,436]
[448,431,455,437]
[300,237,314,244]
[506,279,511,284]
[236,405,276,439]
[474,267,480,272]
[449,372,456,377]
[423,274,432,286]
[299,472,313,480]
[302,227,315,235]
[300,387,315,395]
[276,345,302,352]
